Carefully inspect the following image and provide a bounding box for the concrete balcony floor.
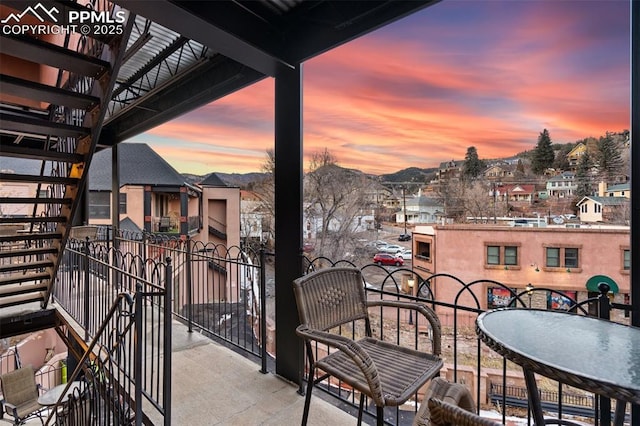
[163,319,358,425]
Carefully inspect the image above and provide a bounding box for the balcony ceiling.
[100,0,440,146]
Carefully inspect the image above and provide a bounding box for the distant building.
[546,172,576,198]
[604,182,630,198]
[395,195,443,224]
[576,196,629,223]
[412,224,630,326]
[483,163,516,181]
[494,184,536,203]
[433,160,464,184]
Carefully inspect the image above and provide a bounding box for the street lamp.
[407,278,415,325]
[525,283,534,308]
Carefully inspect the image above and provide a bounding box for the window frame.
[484,242,521,269]
[543,244,582,272]
[88,191,111,219]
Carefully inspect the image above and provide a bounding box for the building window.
[623,249,631,270]
[417,241,431,260]
[485,243,520,268]
[545,246,580,269]
[487,246,500,265]
[595,204,602,213]
[119,193,127,214]
[580,204,587,213]
[89,191,110,219]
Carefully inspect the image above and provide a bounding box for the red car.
[373,253,404,266]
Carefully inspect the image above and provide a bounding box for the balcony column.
[274,62,303,383]
[180,187,188,236]
[143,186,152,232]
[111,144,120,249]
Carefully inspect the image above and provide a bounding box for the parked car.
[399,250,412,260]
[381,244,404,254]
[373,253,404,266]
[398,233,411,241]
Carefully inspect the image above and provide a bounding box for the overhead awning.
[585,275,619,293]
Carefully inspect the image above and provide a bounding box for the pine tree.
[515,159,526,177]
[531,129,555,175]
[575,151,594,198]
[596,133,623,182]
[462,146,484,181]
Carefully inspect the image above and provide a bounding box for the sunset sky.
[131,0,631,176]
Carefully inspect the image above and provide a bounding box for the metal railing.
[301,255,633,426]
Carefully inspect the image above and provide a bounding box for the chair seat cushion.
[14,399,44,419]
[316,337,443,406]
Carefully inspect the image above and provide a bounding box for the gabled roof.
[438,160,464,169]
[547,171,575,182]
[497,184,535,194]
[576,196,629,207]
[200,173,228,187]
[406,195,443,208]
[89,143,188,191]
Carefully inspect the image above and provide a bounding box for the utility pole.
[402,185,407,235]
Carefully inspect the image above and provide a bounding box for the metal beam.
[101,57,265,144]
[111,0,289,76]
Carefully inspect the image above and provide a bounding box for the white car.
[399,250,412,260]
[381,244,404,254]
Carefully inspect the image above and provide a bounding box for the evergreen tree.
[462,146,484,181]
[515,159,526,178]
[596,133,623,182]
[575,151,594,198]
[531,129,555,175]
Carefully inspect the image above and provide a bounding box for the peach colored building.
[412,224,630,326]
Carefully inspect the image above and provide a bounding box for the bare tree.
[461,181,494,222]
[305,149,374,259]
[251,149,275,247]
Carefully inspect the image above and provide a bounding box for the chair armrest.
[366,300,442,355]
[3,401,18,418]
[296,325,383,400]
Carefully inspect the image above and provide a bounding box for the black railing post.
[598,282,611,426]
[260,245,267,374]
[83,236,90,341]
[164,257,172,426]
[134,282,143,426]
[186,237,193,332]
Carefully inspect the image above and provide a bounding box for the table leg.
[613,400,626,426]
[523,368,546,426]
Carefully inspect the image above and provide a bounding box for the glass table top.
[477,309,640,395]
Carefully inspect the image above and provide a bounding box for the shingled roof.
[89,143,188,191]
[200,173,227,187]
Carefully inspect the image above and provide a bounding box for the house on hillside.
[604,182,631,198]
[88,143,202,236]
[483,163,516,181]
[566,143,586,169]
[494,184,536,203]
[546,172,576,198]
[433,160,464,184]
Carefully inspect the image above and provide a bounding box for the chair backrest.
[293,267,368,331]
[0,366,38,407]
[427,398,502,426]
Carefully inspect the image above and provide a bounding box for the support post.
[274,62,304,384]
[164,258,172,426]
[83,237,90,341]
[134,283,143,426]
[260,245,267,374]
[186,237,193,333]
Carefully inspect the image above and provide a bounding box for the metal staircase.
[0,1,132,310]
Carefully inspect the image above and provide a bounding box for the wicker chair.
[0,366,46,426]
[414,378,477,426]
[427,398,502,426]
[293,267,443,426]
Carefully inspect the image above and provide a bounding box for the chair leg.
[376,406,384,426]
[357,394,365,425]
[301,369,315,426]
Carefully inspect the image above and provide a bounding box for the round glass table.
[476,308,640,426]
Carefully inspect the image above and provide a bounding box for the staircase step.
[0,197,72,205]
[0,281,48,297]
[0,247,58,259]
[0,74,100,110]
[0,34,109,78]
[1,216,67,224]
[0,271,51,286]
[0,232,62,243]
[0,112,90,138]
[0,173,78,185]
[0,144,84,163]
[0,260,53,274]
[0,293,45,309]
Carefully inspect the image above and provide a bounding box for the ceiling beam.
[112,0,290,76]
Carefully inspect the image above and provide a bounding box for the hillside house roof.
[576,196,629,207]
[606,183,631,193]
[200,173,228,187]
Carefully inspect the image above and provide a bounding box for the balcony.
[1,228,632,425]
